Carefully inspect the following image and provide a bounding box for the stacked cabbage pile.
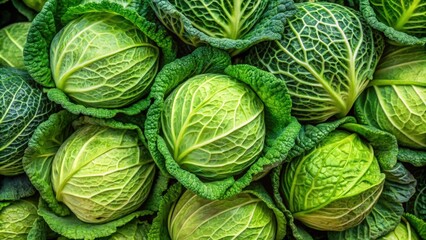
[0,0,425,239]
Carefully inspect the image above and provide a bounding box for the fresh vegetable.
[51,123,156,223]
[282,130,385,231]
[245,2,384,123]
[360,0,426,45]
[0,22,31,69]
[0,198,38,239]
[161,73,266,180]
[356,46,426,150]
[23,0,176,118]
[50,13,159,109]
[149,183,286,240]
[149,0,296,55]
[0,67,56,176]
[380,217,420,240]
[145,46,300,200]
[22,111,158,239]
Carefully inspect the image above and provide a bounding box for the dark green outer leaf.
[360,0,426,45]
[22,110,77,216]
[406,168,426,220]
[0,174,36,201]
[398,147,426,167]
[149,0,296,56]
[405,213,426,239]
[145,46,300,200]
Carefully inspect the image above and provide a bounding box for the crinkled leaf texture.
[149,183,286,240]
[38,199,153,240]
[0,22,31,69]
[328,162,416,239]
[405,213,426,239]
[23,0,176,118]
[0,174,35,201]
[360,0,426,45]
[0,67,57,176]
[355,45,426,166]
[0,197,39,239]
[271,119,408,239]
[245,2,385,123]
[23,110,160,239]
[145,46,300,200]
[406,168,426,220]
[149,0,296,56]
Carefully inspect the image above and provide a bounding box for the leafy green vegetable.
[405,213,426,239]
[271,118,415,239]
[50,13,159,109]
[282,130,385,231]
[24,0,176,118]
[360,0,426,45]
[380,217,420,240]
[150,183,286,240]
[0,22,31,69]
[145,46,300,199]
[355,46,426,149]
[51,123,156,223]
[355,45,426,167]
[105,219,150,240]
[149,0,296,55]
[406,167,426,220]
[169,190,278,239]
[0,174,35,201]
[245,2,385,123]
[161,73,265,180]
[0,68,56,176]
[23,110,159,239]
[0,198,38,239]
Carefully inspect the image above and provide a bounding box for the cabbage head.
[0,68,56,176]
[0,22,31,69]
[355,46,426,150]
[245,2,384,123]
[360,0,426,45]
[51,124,156,223]
[163,0,267,40]
[168,190,277,240]
[282,130,385,231]
[161,73,265,180]
[0,199,38,239]
[50,13,159,108]
[149,0,295,55]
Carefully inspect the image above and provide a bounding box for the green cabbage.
[355,46,426,150]
[51,123,156,223]
[50,13,159,109]
[245,2,384,123]
[282,130,385,231]
[168,190,277,240]
[161,73,265,180]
